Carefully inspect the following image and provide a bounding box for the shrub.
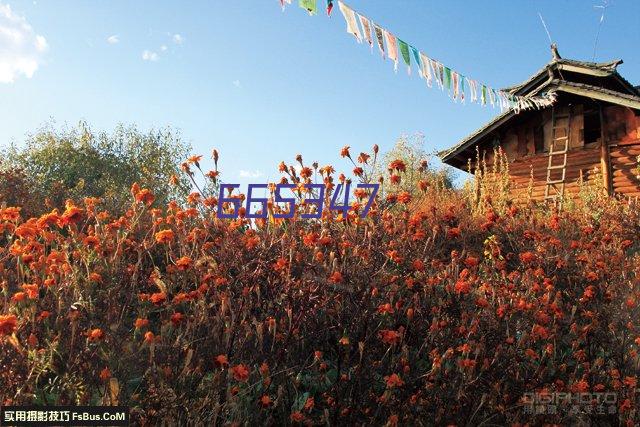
[0,147,638,425]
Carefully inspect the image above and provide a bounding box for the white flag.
[338,1,362,43]
[383,29,398,72]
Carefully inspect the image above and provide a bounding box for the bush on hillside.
[0,147,639,425]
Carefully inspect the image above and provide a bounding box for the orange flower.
[377,303,394,315]
[61,200,84,225]
[155,229,175,244]
[230,364,250,382]
[623,376,637,388]
[379,329,401,345]
[89,272,102,283]
[87,328,104,342]
[290,411,305,422]
[135,189,155,205]
[99,367,111,381]
[384,373,404,388]
[0,314,18,336]
[144,331,156,343]
[454,280,470,294]
[519,251,536,264]
[259,395,272,408]
[340,146,351,158]
[170,312,184,326]
[83,235,100,248]
[150,292,167,305]
[388,159,406,172]
[11,292,26,303]
[304,396,315,411]
[215,354,229,368]
[397,191,412,204]
[22,283,39,299]
[357,152,370,164]
[187,155,203,165]
[339,336,350,346]
[134,318,149,329]
[175,256,192,271]
[0,206,21,221]
[329,271,343,284]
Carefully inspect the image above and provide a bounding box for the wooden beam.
[557,64,612,77]
[557,83,640,110]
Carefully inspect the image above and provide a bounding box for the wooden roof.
[440,50,640,169]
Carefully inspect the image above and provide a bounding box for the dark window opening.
[534,125,545,154]
[583,109,602,145]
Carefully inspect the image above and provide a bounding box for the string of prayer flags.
[338,1,362,42]
[283,0,556,112]
[358,14,373,48]
[299,0,317,15]
[398,39,411,75]
[383,29,398,72]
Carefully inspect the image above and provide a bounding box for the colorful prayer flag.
[419,52,432,86]
[383,29,398,72]
[358,14,373,47]
[373,24,385,58]
[452,71,459,99]
[398,39,411,75]
[338,1,362,43]
[444,67,452,91]
[326,0,333,16]
[410,46,421,77]
[299,0,317,15]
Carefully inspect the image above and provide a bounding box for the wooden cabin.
[439,46,640,202]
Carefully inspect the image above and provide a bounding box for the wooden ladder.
[544,107,572,207]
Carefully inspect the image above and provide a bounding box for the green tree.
[1,121,191,215]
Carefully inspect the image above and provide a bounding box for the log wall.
[478,104,640,202]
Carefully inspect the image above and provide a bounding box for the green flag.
[444,67,452,90]
[299,0,317,15]
[398,39,411,69]
[481,85,487,105]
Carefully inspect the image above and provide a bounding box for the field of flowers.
[1,146,639,425]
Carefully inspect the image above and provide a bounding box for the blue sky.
[0,0,638,186]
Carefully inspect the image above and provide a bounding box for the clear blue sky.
[1,0,638,185]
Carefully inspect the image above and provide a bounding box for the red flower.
[87,328,104,342]
[175,256,192,271]
[388,159,406,172]
[230,364,250,382]
[519,251,536,264]
[384,373,404,388]
[134,318,149,329]
[0,314,18,336]
[150,292,167,305]
[329,271,343,284]
[215,354,229,368]
[155,229,175,244]
[379,329,401,345]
